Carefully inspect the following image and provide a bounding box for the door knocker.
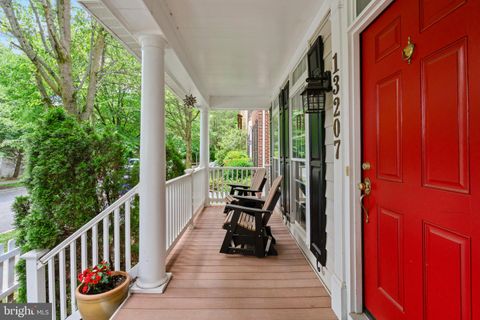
[402,36,415,64]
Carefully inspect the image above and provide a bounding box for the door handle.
[360,194,369,224]
[358,177,371,224]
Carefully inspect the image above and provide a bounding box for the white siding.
[314,20,336,280]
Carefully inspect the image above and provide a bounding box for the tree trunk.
[12,152,23,178]
[185,112,193,168]
[185,138,192,168]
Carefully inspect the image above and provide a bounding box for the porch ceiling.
[80,0,326,109]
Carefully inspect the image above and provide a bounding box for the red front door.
[361,0,480,319]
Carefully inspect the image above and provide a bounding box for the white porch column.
[330,0,350,318]
[199,108,210,205]
[262,110,266,167]
[135,34,171,291]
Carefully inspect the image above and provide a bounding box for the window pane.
[291,93,305,159]
[356,0,371,15]
[272,99,280,158]
[293,161,307,229]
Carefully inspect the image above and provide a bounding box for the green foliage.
[215,127,248,165]
[0,45,46,177]
[166,139,186,180]
[209,111,242,162]
[94,40,141,154]
[223,151,252,167]
[11,196,30,248]
[0,229,16,249]
[25,109,100,232]
[21,210,59,250]
[13,108,128,302]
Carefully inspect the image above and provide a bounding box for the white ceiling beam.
[210,96,270,110]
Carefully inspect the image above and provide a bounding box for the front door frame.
[344,0,394,317]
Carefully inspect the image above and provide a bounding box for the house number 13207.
[332,52,341,160]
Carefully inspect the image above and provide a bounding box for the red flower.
[78,260,114,294]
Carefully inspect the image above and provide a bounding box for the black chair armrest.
[233,195,265,203]
[234,188,261,193]
[225,204,270,215]
[228,183,248,195]
[228,183,248,188]
[231,195,264,209]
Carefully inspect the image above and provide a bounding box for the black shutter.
[308,36,328,269]
[307,36,325,79]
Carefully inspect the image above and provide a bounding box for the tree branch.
[0,0,61,95]
[192,108,200,122]
[39,0,64,59]
[77,26,95,91]
[33,70,53,106]
[81,27,106,121]
[29,0,54,57]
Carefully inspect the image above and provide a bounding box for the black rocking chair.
[220,176,283,257]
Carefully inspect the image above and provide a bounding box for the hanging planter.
[75,261,131,320]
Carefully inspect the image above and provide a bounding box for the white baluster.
[218,168,221,201]
[167,186,171,247]
[81,234,87,271]
[0,244,3,296]
[69,241,77,312]
[184,181,188,223]
[190,172,194,221]
[175,181,183,235]
[175,183,178,239]
[114,208,120,271]
[182,181,185,230]
[175,181,183,232]
[214,169,217,201]
[48,259,56,320]
[216,168,220,202]
[208,169,212,202]
[125,199,131,271]
[236,168,239,193]
[92,224,98,266]
[103,216,109,263]
[171,185,175,246]
[59,250,67,319]
[6,240,15,302]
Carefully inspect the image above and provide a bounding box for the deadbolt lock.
[362,162,371,170]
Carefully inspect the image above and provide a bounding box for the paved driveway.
[0,187,27,233]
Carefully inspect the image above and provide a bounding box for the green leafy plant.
[13,108,128,302]
[223,151,252,167]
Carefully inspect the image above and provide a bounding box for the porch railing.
[208,166,265,204]
[0,239,20,302]
[22,167,207,320]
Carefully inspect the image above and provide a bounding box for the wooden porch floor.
[114,206,337,320]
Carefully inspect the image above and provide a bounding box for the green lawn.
[0,181,23,190]
[0,229,17,249]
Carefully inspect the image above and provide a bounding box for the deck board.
[114,206,337,320]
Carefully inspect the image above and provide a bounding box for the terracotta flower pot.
[75,271,131,320]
